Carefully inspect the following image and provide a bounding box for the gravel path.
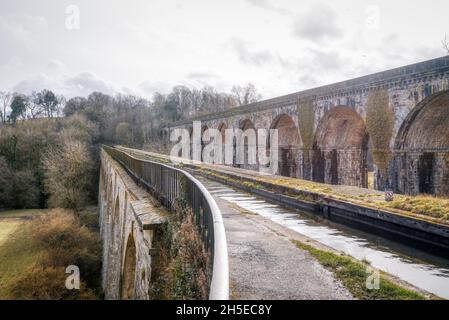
[200,178,353,300]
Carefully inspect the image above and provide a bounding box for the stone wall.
[99,150,166,299]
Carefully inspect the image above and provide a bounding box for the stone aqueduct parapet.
[99,150,166,299]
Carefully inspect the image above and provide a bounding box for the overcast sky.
[0,0,448,99]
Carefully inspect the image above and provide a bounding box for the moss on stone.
[365,89,394,171]
[297,100,315,149]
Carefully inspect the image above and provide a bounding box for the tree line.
[0,83,261,212]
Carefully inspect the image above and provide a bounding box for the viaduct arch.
[121,233,137,299]
[237,119,258,170]
[270,114,302,178]
[312,106,369,188]
[394,90,449,196]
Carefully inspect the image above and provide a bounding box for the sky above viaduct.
[0,0,448,99]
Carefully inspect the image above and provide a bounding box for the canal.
[199,177,449,299]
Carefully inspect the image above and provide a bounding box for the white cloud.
[12,71,120,98]
[230,38,281,67]
[46,59,67,71]
[0,0,448,101]
[292,3,342,42]
[0,13,48,62]
[245,0,292,16]
[138,80,173,97]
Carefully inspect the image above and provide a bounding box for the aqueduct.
[99,147,229,300]
[99,149,165,299]
[167,56,449,196]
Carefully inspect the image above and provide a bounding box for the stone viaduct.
[166,56,449,196]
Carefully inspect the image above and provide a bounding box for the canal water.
[201,178,449,299]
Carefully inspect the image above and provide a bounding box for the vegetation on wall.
[365,89,395,172]
[149,199,211,300]
[297,99,315,150]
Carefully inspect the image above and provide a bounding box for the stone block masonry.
[99,149,167,299]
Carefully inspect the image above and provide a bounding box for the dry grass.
[0,220,21,246]
[0,209,102,300]
[0,219,42,299]
[258,176,334,194]
[385,195,449,221]
[0,209,47,219]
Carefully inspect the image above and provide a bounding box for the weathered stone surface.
[99,150,167,300]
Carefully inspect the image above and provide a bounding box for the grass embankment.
[0,208,102,300]
[0,212,43,298]
[291,240,428,300]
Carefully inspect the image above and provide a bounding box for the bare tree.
[42,139,94,213]
[115,122,133,146]
[231,83,262,106]
[443,34,449,55]
[0,91,12,123]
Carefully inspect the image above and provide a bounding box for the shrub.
[8,266,97,300]
[149,201,210,300]
[0,157,13,208]
[115,122,133,146]
[30,211,102,292]
[42,140,95,213]
[6,210,103,299]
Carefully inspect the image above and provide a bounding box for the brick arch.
[237,119,258,170]
[120,232,137,300]
[394,90,449,196]
[239,118,255,131]
[312,106,369,187]
[270,114,302,178]
[395,90,449,151]
[217,122,227,144]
